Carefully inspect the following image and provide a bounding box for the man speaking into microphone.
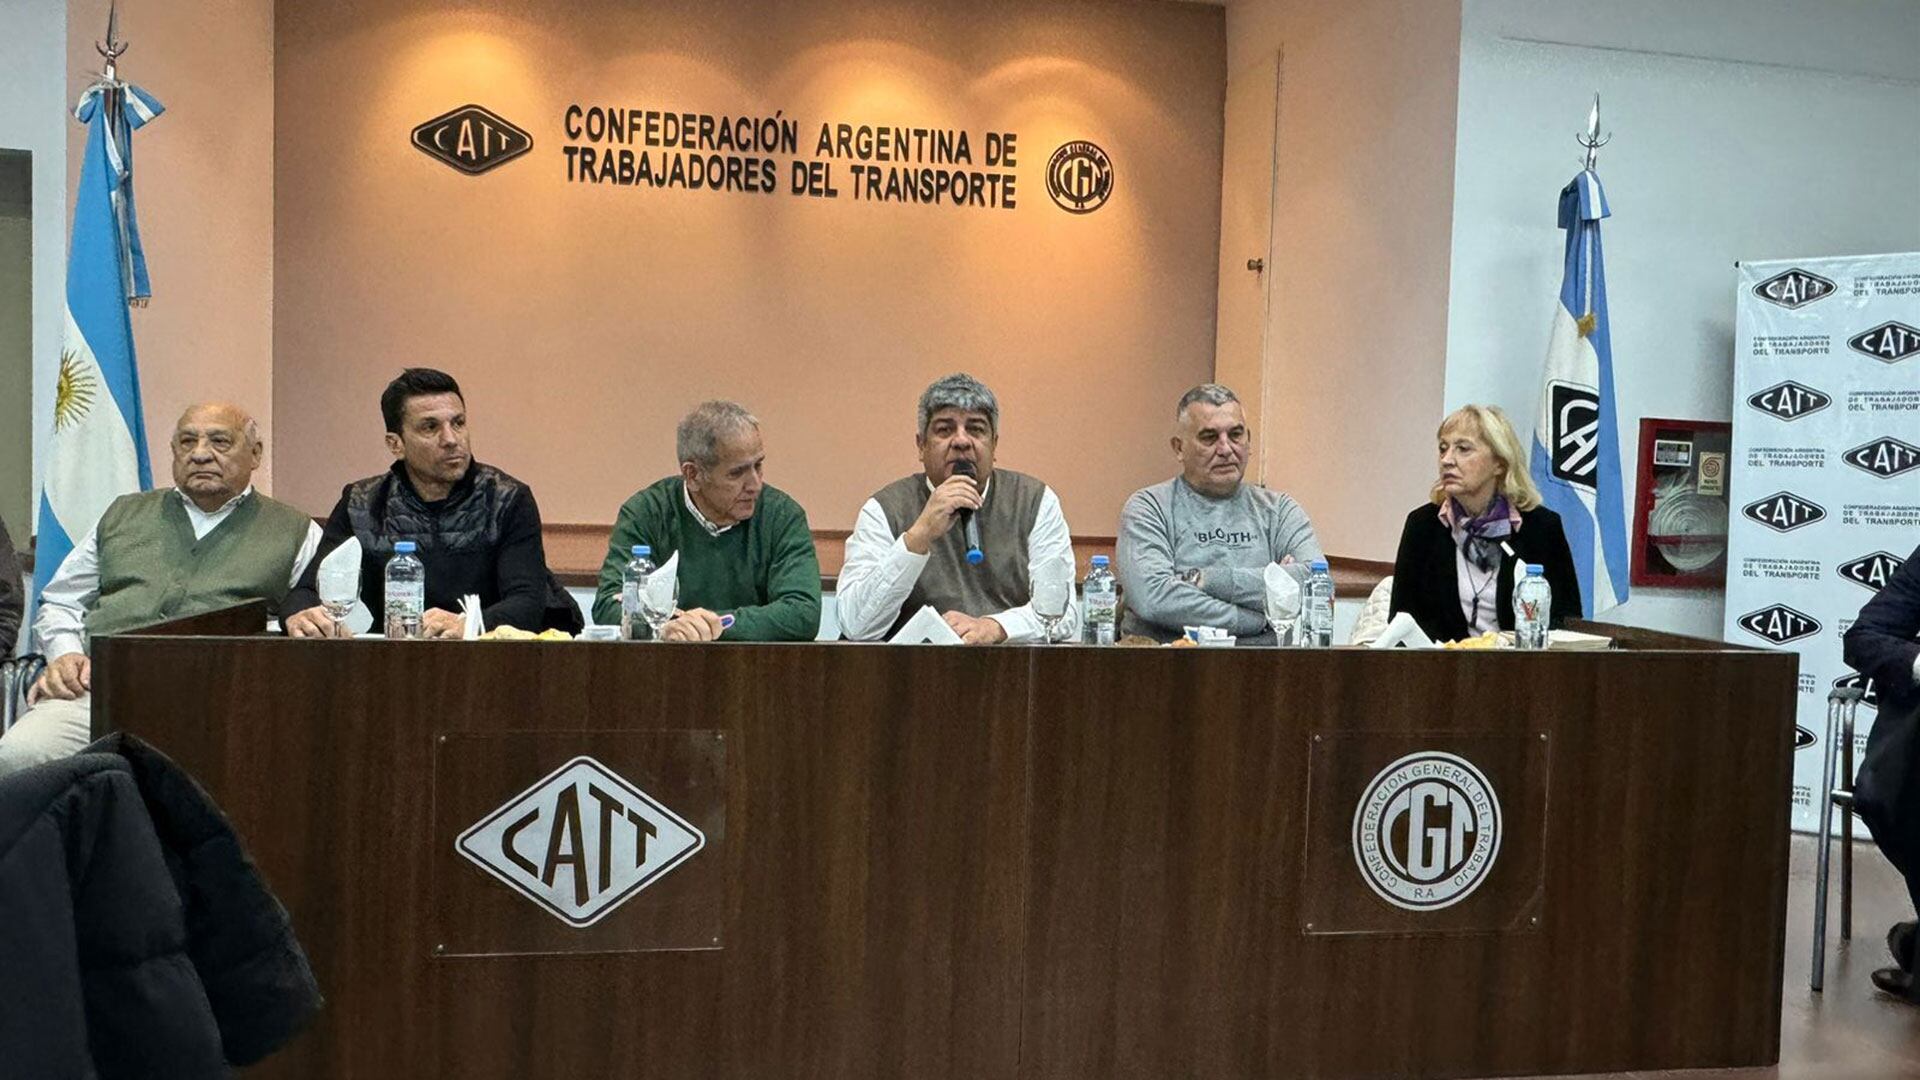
[837,373,1078,644]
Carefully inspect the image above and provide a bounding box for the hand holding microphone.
[902,463,985,556]
[950,460,985,565]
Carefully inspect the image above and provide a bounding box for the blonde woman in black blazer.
[1389,404,1582,643]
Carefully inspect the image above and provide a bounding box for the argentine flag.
[34,81,162,595]
[1529,169,1629,616]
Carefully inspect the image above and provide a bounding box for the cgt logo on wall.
[1839,550,1905,593]
[1843,436,1920,480]
[1752,268,1836,310]
[412,104,534,176]
[1741,491,1826,533]
[1352,751,1501,911]
[1737,604,1822,646]
[1046,141,1113,214]
[456,757,705,927]
[1848,322,1920,364]
[1746,380,1831,422]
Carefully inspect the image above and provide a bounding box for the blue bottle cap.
[394,541,416,554]
[632,544,651,558]
[1526,563,1545,576]
[966,546,984,565]
[1091,555,1110,567]
[1310,559,1329,572]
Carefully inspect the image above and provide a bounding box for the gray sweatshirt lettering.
[1116,477,1323,643]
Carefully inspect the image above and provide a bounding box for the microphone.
[951,460,985,565]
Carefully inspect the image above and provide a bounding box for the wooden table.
[93,615,1796,1079]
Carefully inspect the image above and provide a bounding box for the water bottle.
[620,545,657,641]
[1305,559,1335,648]
[383,541,425,639]
[1081,555,1117,646]
[1514,563,1551,650]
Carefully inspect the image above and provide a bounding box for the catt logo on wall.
[1843,436,1920,479]
[1548,381,1601,490]
[1351,751,1501,911]
[1046,141,1113,214]
[1838,550,1905,592]
[1752,268,1836,310]
[1738,604,1822,645]
[1848,322,1920,364]
[1834,673,1880,710]
[1794,726,1818,750]
[456,757,705,927]
[1741,491,1826,533]
[1746,380,1831,422]
[412,104,534,175]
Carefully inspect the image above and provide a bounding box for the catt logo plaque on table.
[456,756,705,928]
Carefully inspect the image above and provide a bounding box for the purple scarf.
[1442,496,1519,572]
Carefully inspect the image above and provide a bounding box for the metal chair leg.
[1813,694,1843,992]
[1842,703,1856,942]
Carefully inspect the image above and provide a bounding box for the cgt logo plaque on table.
[456,756,705,927]
[1352,751,1502,911]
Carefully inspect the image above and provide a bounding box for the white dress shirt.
[682,485,735,537]
[835,478,1080,643]
[34,486,323,661]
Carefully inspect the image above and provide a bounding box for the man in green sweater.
[592,401,821,641]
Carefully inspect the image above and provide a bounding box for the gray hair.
[676,400,760,468]
[1175,383,1239,422]
[918,372,999,437]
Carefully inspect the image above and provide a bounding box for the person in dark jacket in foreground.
[1845,540,1920,1004]
[0,732,321,1077]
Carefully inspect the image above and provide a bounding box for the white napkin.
[460,593,485,639]
[316,537,362,605]
[646,551,681,610]
[1182,625,1235,647]
[889,605,964,645]
[1263,561,1302,617]
[1369,611,1437,649]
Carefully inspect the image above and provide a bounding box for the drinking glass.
[641,572,679,640]
[1265,563,1306,647]
[1032,575,1072,644]
[317,562,358,636]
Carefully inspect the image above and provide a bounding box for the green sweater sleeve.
[725,497,822,642]
[592,496,654,625]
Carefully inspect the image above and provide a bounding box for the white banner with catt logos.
[1727,252,1920,834]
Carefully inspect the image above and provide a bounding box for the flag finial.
[1577,92,1609,172]
[96,1,130,81]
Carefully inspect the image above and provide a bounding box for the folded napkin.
[316,537,361,605]
[890,605,964,645]
[646,551,681,612]
[1369,611,1437,649]
[460,593,485,639]
[1263,561,1302,617]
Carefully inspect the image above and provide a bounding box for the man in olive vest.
[0,402,320,776]
[836,372,1079,644]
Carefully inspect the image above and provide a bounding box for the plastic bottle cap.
[632,545,651,558]
[394,541,416,554]
[1091,555,1109,567]
[966,546,984,565]
[1310,559,1329,572]
[1526,563,1544,576]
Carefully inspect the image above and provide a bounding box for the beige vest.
[872,469,1047,636]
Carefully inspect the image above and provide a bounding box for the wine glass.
[317,561,359,637]
[1264,564,1305,647]
[1032,573,1072,644]
[641,571,679,641]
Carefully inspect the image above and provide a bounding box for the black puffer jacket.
[0,733,321,1078]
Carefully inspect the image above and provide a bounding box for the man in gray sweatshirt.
[1117,383,1323,643]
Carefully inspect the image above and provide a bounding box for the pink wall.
[271,0,1225,535]
[68,0,277,490]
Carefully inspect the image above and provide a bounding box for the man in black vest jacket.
[1844,540,1920,1002]
[282,368,579,638]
